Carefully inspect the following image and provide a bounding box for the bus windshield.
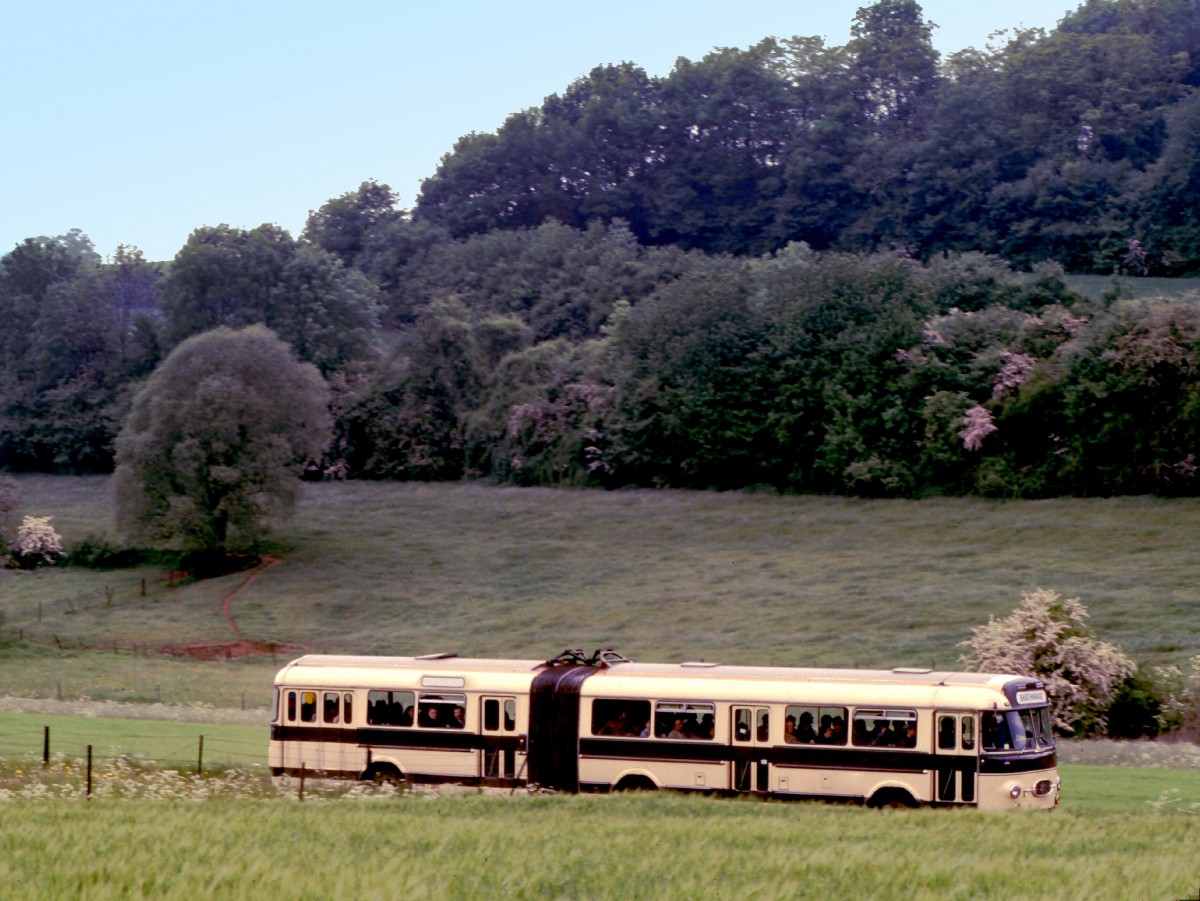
[982,707,1055,752]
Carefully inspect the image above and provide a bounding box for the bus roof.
[274,654,1039,708]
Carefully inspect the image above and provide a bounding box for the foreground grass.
[4,476,1200,708]
[0,792,1197,900]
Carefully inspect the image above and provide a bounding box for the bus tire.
[366,764,405,787]
[614,775,657,793]
[867,788,919,809]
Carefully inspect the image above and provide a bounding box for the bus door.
[480,696,519,781]
[281,689,324,773]
[934,711,978,804]
[731,706,770,793]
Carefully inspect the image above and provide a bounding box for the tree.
[113,325,331,554]
[302,180,405,269]
[0,474,17,548]
[959,587,1135,735]
[269,247,380,376]
[160,224,296,348]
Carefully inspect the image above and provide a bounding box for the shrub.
[959,587,1136,735]
[66,534,178,570]
[1152,655,1200,738]
[1105,673,1164,739]
[11,515,66,569]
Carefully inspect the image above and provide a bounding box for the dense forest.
[4,0,1200,499]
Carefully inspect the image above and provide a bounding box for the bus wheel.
[867,789,918,809]
[367,765,405,788]
[614,775,657,793]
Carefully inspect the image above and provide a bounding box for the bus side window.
[287,691,297,722]
[484,699,500,732]
[734,708,753,742]
[938,715,956,750]
[961,716,975,751]
[367,690,415,726]
[756,710,769,742]
[504,699,516,732]
[300,691,317,723]
[343,693,353,725]
[323,692,340,724]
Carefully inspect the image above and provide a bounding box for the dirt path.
[220,554,282,640]
[164,554,290,661]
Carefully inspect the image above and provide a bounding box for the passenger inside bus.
[599,710,630,736]
[796,712,817,743]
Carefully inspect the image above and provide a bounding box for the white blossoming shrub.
[12,515,66,569]
[959,588,1135,735]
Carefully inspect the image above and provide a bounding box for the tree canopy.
[113,325,331,553]
[8,1,1200,503]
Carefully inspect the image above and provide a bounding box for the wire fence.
[0,719,266,771]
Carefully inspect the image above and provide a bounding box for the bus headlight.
[1008,784,1022,800]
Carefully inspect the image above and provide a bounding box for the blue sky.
[2,1,1074,262]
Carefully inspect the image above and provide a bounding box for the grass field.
[3,476,1200,898]
[0,790,1198,900]
[3,476,1200,712]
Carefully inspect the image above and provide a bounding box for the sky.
[2,1,1077,263]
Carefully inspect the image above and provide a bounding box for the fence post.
[86,745,93,797]
[43,726,49,767]
[299,763,306,802]
[197,735,204,776]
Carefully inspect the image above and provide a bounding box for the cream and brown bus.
[269,649,1060,810]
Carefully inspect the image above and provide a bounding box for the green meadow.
[3,475,1200,898]
[3,475,1200,708]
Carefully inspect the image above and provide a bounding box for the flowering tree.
[958,405,997,451]
[959,588,1135,735]
[12,515,65,568]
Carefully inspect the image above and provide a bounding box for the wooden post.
[43,726,49,767]
[86,745,93,797]
[298,763,306,802]
[197,735,204,776]
[141,577,146,597]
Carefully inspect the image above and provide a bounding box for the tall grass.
[0,793,1197,899]
[4,476,1200,709]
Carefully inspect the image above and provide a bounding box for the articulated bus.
[269,649,1060,810]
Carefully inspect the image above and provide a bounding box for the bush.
[959,587,1136,735]
[10,515,66,569]
[66,534,178,570]
[1105,673,1164,739]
